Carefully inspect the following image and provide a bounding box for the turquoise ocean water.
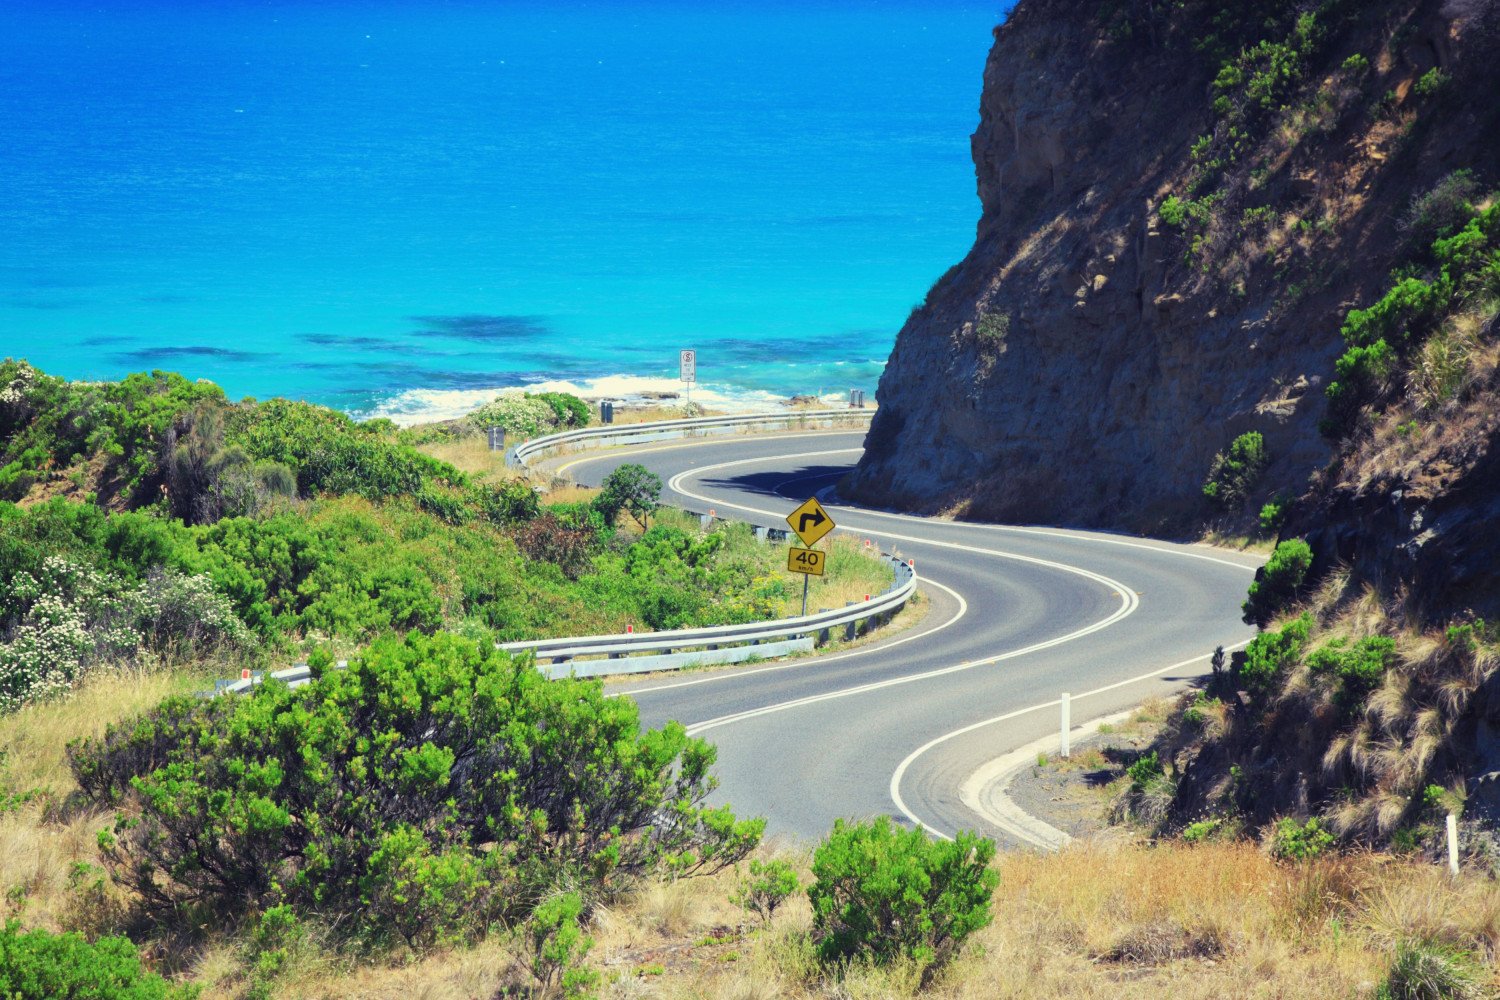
[1,2,1004,422]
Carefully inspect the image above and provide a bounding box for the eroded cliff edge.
[848,0,1499,535]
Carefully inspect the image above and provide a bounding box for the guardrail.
[507,408,874,470]
[505,553,915,679]
[216,554,915,692]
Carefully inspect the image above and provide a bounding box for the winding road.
[547,428,1262,847]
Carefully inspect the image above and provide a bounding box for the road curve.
[549,429,1261,845]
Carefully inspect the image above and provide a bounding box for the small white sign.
[679,349,696,383]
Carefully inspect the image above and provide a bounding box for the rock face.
[847,0,1495,532]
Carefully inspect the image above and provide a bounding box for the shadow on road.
[696,462,854,501]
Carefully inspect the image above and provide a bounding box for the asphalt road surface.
[549,429,1262,846]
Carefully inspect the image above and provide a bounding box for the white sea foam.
[357,374,830,426]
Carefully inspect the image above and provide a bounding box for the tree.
[593,464,662,530]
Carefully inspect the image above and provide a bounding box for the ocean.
[1,1,1004,423]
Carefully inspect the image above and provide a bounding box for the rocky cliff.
[850,0,1500,538]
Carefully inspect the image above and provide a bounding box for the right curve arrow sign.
[787,496,835,547]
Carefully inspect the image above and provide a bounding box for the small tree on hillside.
[594,464,662,530]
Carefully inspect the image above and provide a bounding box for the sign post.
[786,497,836,616]
[679,349,696,410]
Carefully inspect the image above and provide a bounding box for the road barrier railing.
[506,408,874,470]
[502,553,914,679]
[214,555,915,692]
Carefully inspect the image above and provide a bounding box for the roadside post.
[1060,692,1071,758]
[487,425,505,451]
[786,496,836,617]
[1448,812,1460,876]
[680,349,696,410]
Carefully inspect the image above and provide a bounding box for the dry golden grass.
[0,665,200,935]
[414,437,526,485]
[543,482,602,505]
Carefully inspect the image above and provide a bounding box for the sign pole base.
[801,573,809,617]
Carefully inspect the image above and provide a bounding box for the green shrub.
[807,816,997,971]
[0,920,197,1000]
[976,311,1010,344]
[1182,818,1222,843]
[1306,634,1397,708]
[593,463,662,530]
[1376,940,1486,1000]
[1160,195,1189,227]
[1242,540,1313,626]
[1340,278,1452,348]
[732,858,800,925]
[1238,613,1314,699]
[1341,53,1370,74]
[0,363,225,502]
[1127,751,1165,792]
[1258,497,1288,535]
[1403,171,1481,249]
[1202,431,1268,511]
[1269,817,1335,862]
[533,391,591,429]
[1413,68,1447,98]
[71,633,762,943]
[527,891,599,999]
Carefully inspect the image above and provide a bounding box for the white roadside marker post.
[1448,813,1460,876]
[1060,692,1071,758]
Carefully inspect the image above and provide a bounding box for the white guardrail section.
[215,406,914,693]
[505,408,874,470]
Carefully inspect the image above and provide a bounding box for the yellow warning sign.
[786,496,835,547]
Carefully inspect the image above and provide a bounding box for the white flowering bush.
[0,556,253,713]
[134,568,254,651]
[468,392,557,438]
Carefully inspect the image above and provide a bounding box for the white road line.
[621,575,969,696]
[587,439,1258,841]
[551,430,861,477]
[889,639,1255,841]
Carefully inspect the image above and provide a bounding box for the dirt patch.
[1004,708,1171,840]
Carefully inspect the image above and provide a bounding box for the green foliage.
[0,554,252,713]
[227,398,467,506]
[1238,613,1314,699]
[807,816,997,971]
[1202,431,1268,511]
[0,919,198,1000]
[1258,497,1288,535]
[1306,634,1397,708]
[1127,751,1165,792]
[1211,11,1323,116]
[528,892,599,999]
[1340,53,1369,74]
[1270,816,1335,862]
[1325,189,1498,438]
[1413,68,1447,99]
[70,633,761,945]
[467,391,587,439]
[976,311,1010,344]
[532,391,592,429]
[1159,195,1188,228]
[0,362,225,502]
[1181,818,1223,843]
[1340,278,1453,349]
[593,463,662,530]
[1243,540,1313,626]
[1376,940,1486,1000]
[1444,619,1490,654]
[732,858,800,925]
